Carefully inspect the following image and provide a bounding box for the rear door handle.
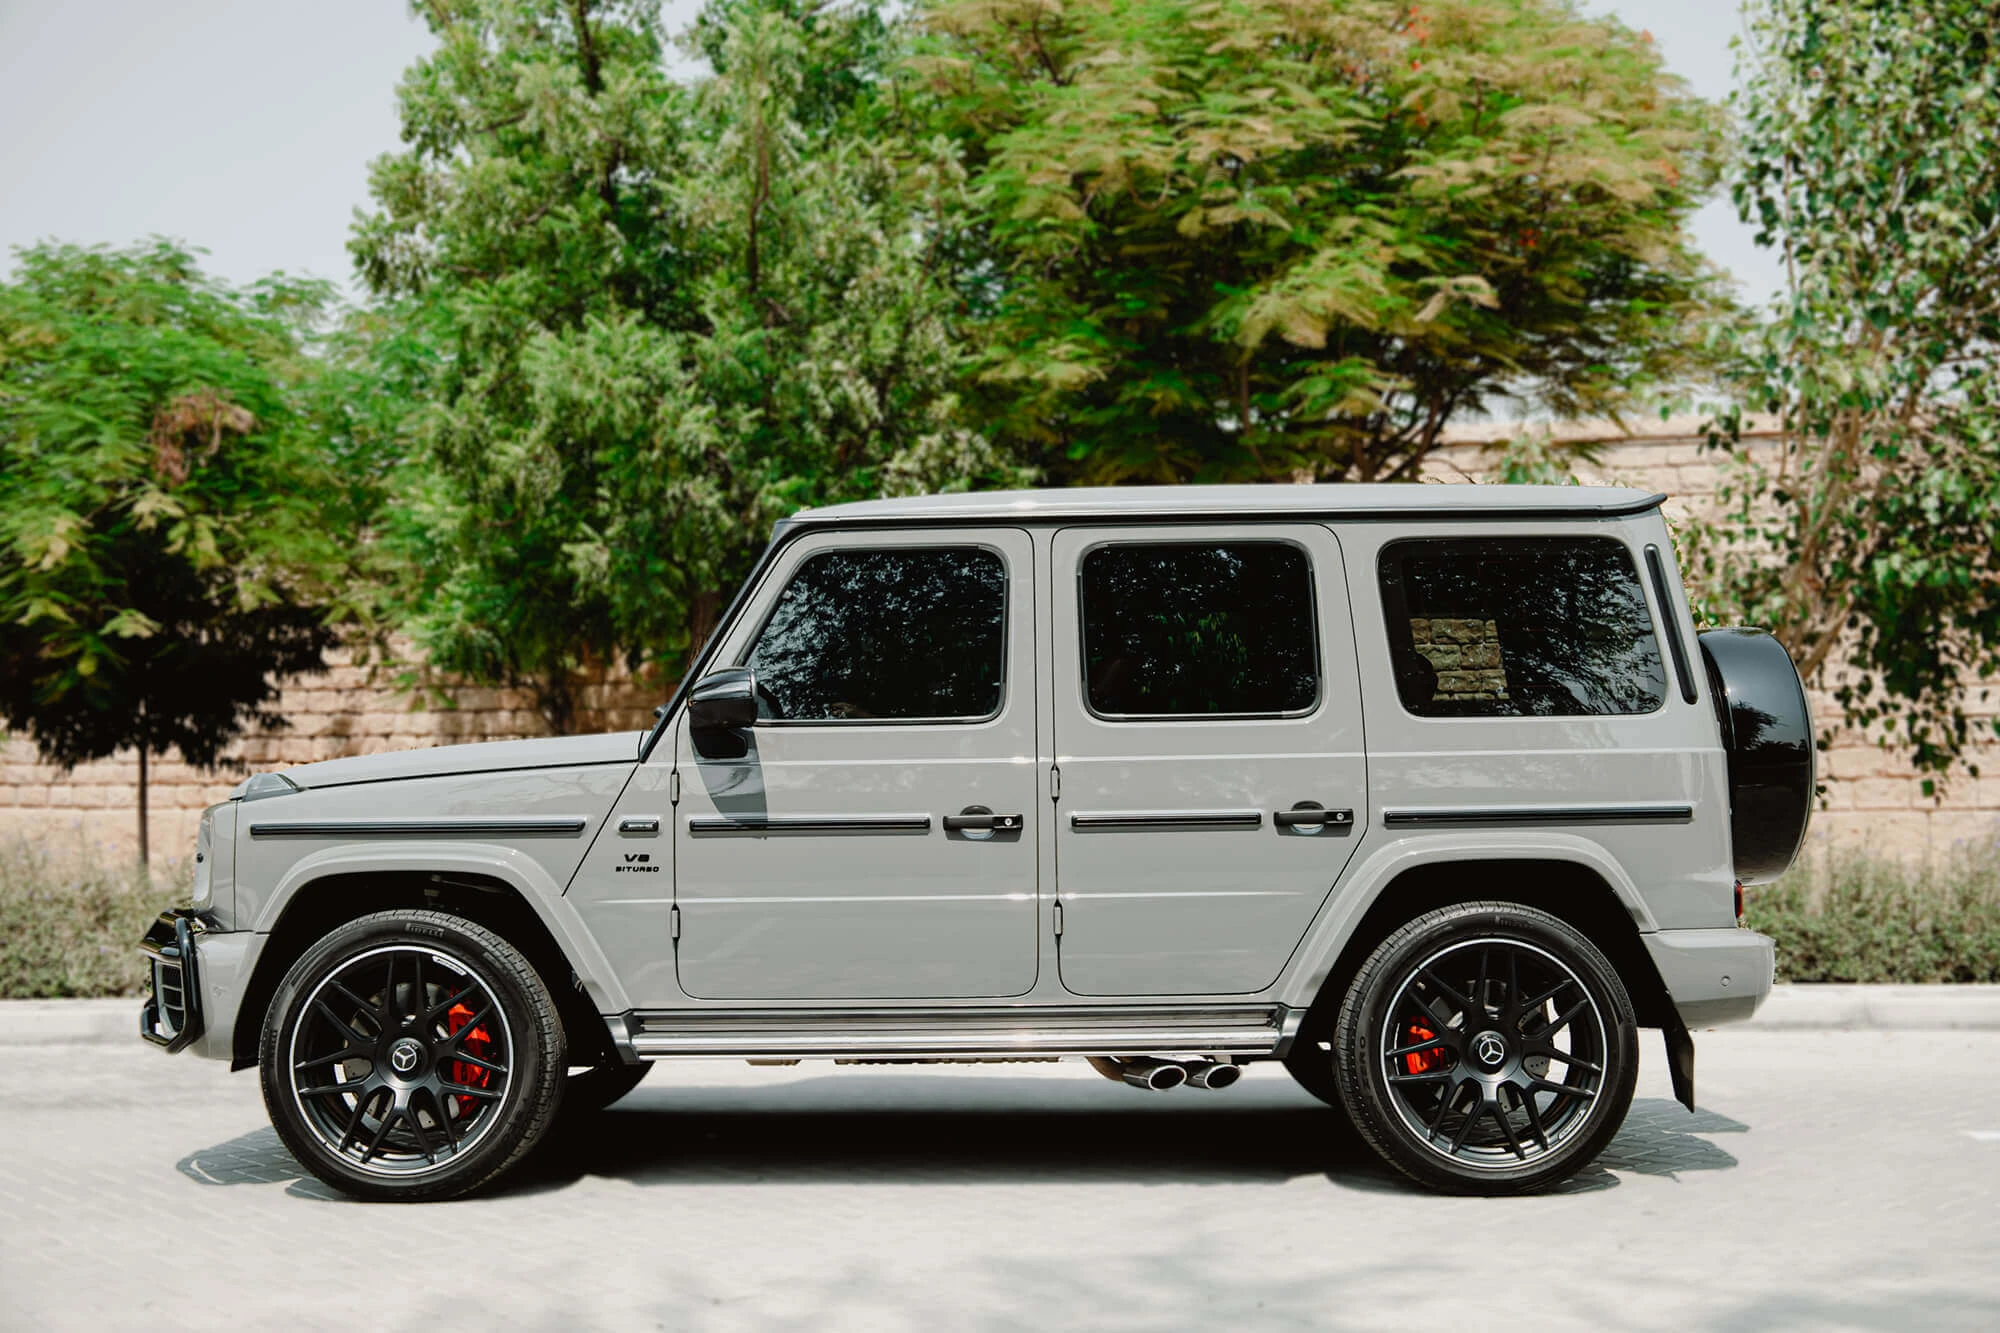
[1274,802,1354,829]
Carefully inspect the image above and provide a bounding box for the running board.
[612,1004,1302,1062]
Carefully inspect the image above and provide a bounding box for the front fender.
[1274,831,1661,1009]
[255,842,633,1015]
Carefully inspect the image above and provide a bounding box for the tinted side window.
[1080,543,1318,717]
[748,547,1006,722]
[1378,537,1665,717]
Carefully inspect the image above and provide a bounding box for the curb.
[1,997,137,1046]
[6,986,2000,1048]
[1737,984,2000,1031]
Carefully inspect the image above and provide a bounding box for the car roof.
[785,483,1665,529]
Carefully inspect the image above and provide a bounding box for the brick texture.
[6,421,1995,866]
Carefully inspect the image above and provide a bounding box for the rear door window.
[1079,542,1318,718]
[1377,537,1665,717]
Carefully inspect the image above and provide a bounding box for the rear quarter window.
[1377,536,1666,718]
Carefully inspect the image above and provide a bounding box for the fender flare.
[1275,831,1662,1010]
[254,841,633,1015]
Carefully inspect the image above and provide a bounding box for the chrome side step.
[614,1004,1302,1061]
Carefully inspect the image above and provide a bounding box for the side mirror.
[688,668,758,758]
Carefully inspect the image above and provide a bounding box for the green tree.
[1687,0,2000,779]
[909,0,1723,484]
[0,241,342,862]
[355,0,1005,729]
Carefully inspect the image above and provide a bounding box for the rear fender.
[1278,832,1664,1013]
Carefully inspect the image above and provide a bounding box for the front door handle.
[1274,802,1355,830]
[943,809,1024,832]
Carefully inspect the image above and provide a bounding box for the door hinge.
[1049,765,1061,801]
[670,904,681,942]
[670,769,681,805]
[1053,900,1064,937]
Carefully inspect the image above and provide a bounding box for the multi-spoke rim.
[1378,936,1608,1172]
[287,945,515,1178]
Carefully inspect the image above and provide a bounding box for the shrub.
[1746,840,2000,983]
[0,836,189,998]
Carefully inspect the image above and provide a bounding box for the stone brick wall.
[4,418,1995,868]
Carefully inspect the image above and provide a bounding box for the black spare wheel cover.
[1697,628,1815,884]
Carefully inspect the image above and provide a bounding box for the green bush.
[1747,840,2000,983]
[0,836,188,998]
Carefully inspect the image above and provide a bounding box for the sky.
[0,0,1782,305]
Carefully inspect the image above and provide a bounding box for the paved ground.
[3,1030,1997,1331]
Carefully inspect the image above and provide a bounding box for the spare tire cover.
[1697,628,1815,884]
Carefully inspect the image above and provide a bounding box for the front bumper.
[1644,927,1776,1029]
[140,912,259,1060]
[139,910,210,1053]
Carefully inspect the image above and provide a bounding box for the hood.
[235,731,645,795]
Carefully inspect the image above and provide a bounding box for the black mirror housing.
[688,668,758,757]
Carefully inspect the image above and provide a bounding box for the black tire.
[563,1061,650,1117]
[1334,901,1638,1194]
[258,909,566,1202]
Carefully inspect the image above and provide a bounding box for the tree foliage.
[1688,0,2000,777]
[353,0,1010,727]
[909,0,1723,484]
[0,242,343,859]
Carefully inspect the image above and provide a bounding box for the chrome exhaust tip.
[1185,1061,1242,1090]
[1117,1058,1188,1091]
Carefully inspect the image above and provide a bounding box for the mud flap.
[1662,1013,1696,1112]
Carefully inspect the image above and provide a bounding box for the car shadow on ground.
[175,1074,1742,1201]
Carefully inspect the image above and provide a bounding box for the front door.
[1051,525,1367,995]
[673,528,1040,1000]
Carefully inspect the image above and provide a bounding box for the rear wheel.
[258,910,565,1202]
[1334,901,1638,1194]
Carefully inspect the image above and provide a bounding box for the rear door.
[1050,525,1367,995]
[672,528,1041,1000]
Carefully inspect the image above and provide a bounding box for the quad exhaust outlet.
[1087,1056,1240,1091]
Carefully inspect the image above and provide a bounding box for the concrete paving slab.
[2,1031,1996,1330]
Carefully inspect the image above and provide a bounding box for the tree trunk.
[136,744,150,871]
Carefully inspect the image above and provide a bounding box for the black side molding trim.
[687,815,933,836]
[1071,810,1265,831]
[1382,805,1695,828]
[248,818,589,839]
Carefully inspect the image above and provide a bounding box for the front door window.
[749,547,1006,722]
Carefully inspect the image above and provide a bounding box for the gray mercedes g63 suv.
[140,483,1808,1199]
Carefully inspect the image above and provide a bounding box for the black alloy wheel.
[259,910,564,1202]
[1334,901,1638,1194]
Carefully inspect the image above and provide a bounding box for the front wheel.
[1334,901,1638,1194]
[258,910,566,1202]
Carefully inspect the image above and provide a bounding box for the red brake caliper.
[1403,1019,1447,1075]
[446,1002,494,1117]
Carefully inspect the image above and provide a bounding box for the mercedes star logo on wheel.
[1472,1031,1507,1067]
[389,1038,422,1074]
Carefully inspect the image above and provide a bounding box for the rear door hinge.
[1049,765,1061,802]
[670,904,681,942]
[1053,901,1064,937]
[670,769,681,805]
